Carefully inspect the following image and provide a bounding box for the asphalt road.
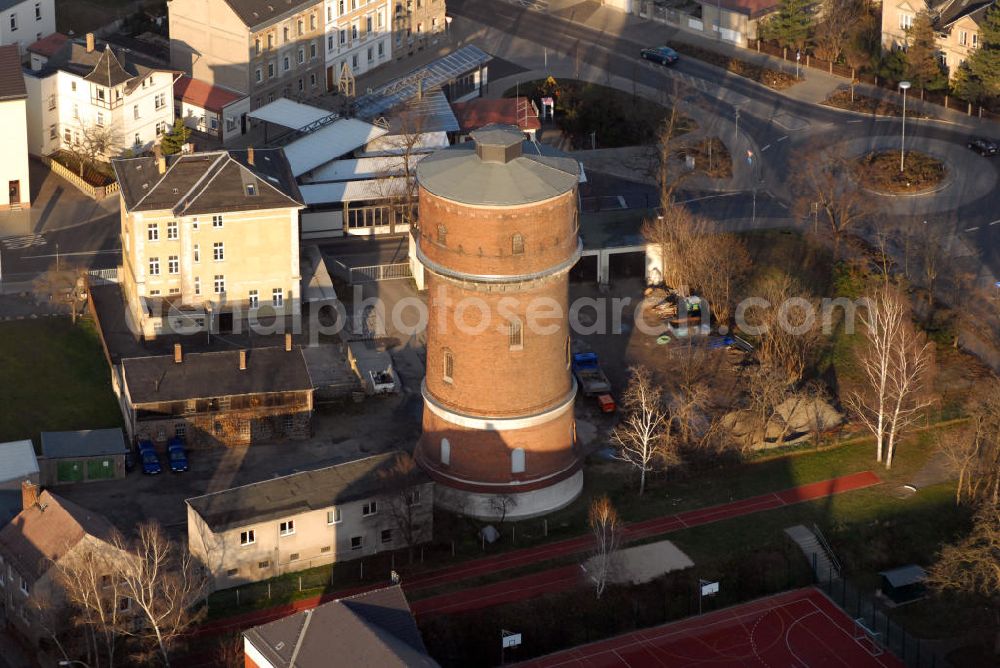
[451,0,1000,275]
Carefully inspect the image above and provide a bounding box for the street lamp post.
[899,80,911,173]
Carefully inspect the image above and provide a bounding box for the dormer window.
[246,184,257,196]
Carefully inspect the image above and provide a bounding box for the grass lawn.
[0,318,122,444]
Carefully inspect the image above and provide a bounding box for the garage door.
[86,458,115,481]
[56,461,84,483]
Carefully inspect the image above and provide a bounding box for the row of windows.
[228,530,396,576]
[237,496,417,546]
[0,557,30,597]
[435,226,526,255]
[254,43,320,83]
[146,216,223,240]
[8,3,44,31]
[254,14,320,53]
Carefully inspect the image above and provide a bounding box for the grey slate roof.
[938,0,995,27]
[223,0,320,28]
[0,441,38,482]
[39,429,128,459]
[244,585,438,668]
[0,45,26,101]
[186,452,425,532]
[416,124,580,206]
[112,149,302,216]
[880,565,928,588]
[39,39,163,93]
[122,347,313,404]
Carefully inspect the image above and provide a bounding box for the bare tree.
[587,495,622,600]
[664,339,712,447]
[938,384,1000,506]
[742,272,822,387]
[692,233,752,327]
[790,141,877,258]
[813,0,865,62]
[846,285,933,468]
[33,268,87,323]
[378,453,429,563]
[52,542,131,668]
[64,119,123,177]
[114,522,209,667]
[373,100,426,234]
[488,494,518,525]
[926,505,1000,653]
[611,366,677,495]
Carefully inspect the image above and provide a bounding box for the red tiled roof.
[450,97,541,133]
[174,75,244,112]
[27,32,69,58]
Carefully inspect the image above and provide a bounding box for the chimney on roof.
[247,146,255,166]
[174,343,183,364]
[21,480,39,512]
[86,33,95,53]
[239,349,247,371]
[285,332,293,352]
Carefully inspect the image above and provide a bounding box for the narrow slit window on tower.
[511,448,525,474]
[436,224,447,245]
[440,438,450,466]
[511,233,524,255]
[566,336,572,369]
[443,349,454,383]
[508,319,523,351]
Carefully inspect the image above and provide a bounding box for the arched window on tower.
[436,224,447,245]
[442,348,454,383]
[440,438,451,466]
[508,318,523,351]
[511,233,524,255]
[511,448,525,474]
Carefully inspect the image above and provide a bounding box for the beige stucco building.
[881,0,995,77]
[186,453,433,589]
[111,148,303,339]
[168,0,328,109]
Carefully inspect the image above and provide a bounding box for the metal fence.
[815,576,946,668]
[349,262,412,284]
[87,267,120,284]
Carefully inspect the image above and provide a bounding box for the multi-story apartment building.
[881,0,996,78]
[23,33,176,158]
[168,0,327,109]
[111,148,303,338]
[186,453,433,589]
[0,44,30,209]
[0,0,54,53]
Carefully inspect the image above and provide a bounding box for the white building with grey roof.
[186,452,432,589]
[0,0,54,53]
[23,32,177,159]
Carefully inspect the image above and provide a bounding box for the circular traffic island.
[853,150,946,194]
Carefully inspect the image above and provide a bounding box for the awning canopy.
[248,98,333,130]
[284,118,389,177]
[299,177,408,206]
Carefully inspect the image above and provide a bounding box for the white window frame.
[240,529,255,545]
[327,507,341,524]
[279,520,295,536]
[147,223,159,241]
[362,500,378,516]
[213,242,225,261]
[272,288,284,307]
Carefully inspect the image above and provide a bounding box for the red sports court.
[516,588,904,667]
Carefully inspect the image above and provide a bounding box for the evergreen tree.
[905,12,948,90]
[960,5,1000,103]
[160,118,192,155]
[763,0,814,51]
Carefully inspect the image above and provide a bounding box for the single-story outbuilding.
[0,440,39,525]
[38,429,129,485]
[174,75,250,144]
[878,565,928,605]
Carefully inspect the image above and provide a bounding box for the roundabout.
[852,150,946,195]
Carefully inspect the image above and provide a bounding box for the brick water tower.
[413,125,583,519]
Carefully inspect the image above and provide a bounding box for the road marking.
[965,226,980,232]
[777,135,789,142]
[991,219,1000,226]
[675,192,740,204]
[22,249,120,259]
[762,144,772,152]
[1,234,46,250]
[875,118,893,122]
[847,119,864,124]
[776,201,789,210]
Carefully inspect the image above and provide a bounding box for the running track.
[197,471,881,634]
[513,587,904,667]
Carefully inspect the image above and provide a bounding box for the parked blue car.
[167,438,189,473]
[137,440,162,475]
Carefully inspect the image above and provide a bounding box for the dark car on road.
[641,46,679,66]
[967,137,998,156]
[167,438,189,473]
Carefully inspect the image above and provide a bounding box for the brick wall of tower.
[418,404,579,488]
[424,274,573,418]
[418,188,579,278]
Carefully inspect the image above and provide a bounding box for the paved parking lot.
[57,393,421,539]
